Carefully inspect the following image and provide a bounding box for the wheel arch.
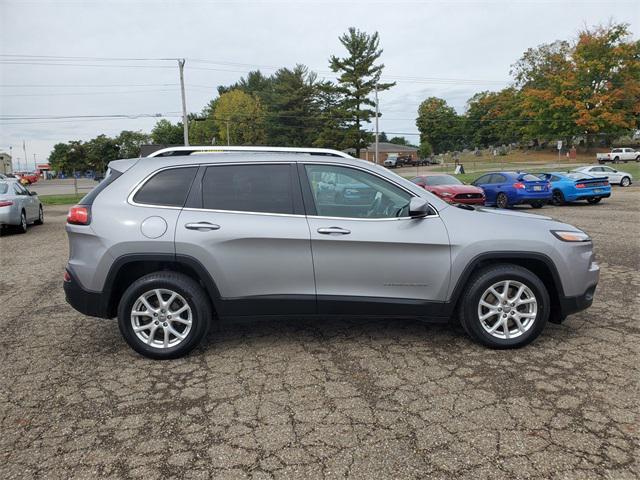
[101,254,221,318]
[448,252,565,324]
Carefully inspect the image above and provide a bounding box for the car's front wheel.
[459,264,549,348]
[552,189,565,206]
[496,192,509,209]
[117,272,211,359]
[34,205,44,225]
[620,176,631,187]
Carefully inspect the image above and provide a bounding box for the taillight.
[63,271,71,282]
[513,183,525,189]
[67,205,91,225]
[575,183,586,189]
[0,200,13,207]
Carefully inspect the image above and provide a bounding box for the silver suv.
[64,147,599,359]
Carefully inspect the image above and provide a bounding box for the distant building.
[344,142,418,163]
[0,153,12,175]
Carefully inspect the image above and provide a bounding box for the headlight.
[551,230,591,242]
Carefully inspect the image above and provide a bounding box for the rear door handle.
[185,222,220,231]
[317,226,351,235]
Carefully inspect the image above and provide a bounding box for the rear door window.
[133,167,197,207]
[201,164,294,214]
[490,174,507,184]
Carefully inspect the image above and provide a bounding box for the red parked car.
[14,172,39,185]
[410,174,485,205]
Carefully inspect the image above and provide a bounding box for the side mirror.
[409,197,430,217]
[30,191,37,196]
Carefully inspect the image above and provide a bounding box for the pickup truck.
[596,148,639,164]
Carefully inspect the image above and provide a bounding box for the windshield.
[424,175,463,186]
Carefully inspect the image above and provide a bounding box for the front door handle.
[317,226,351,235]
[185,222,220,231]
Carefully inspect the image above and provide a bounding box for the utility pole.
[178,59,189,146]
[22,141,27,172]
[374,85,379,165]
[226,120,230,146]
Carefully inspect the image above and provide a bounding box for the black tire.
[620,176,631,187]
[552,189,565,206]
[587,197,602,204]
[17,210,27,234]
[635,156,640,162]
[496,192,509,209]
[613,156,620,164]
[530,201,544,209]
[117,272,211,359]
[34,205,44,225]
[458,264,550,349]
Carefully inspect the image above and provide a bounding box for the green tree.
[465,88,523,148]
[312,81,351,150]
[378,131,389,142]
[389,136,411,146]
[212,89,267,145]
[512,22,639,146]
[189,101,218,145]
[329,28,395,156]
[418,140,433,159]
[116,130,151,158]
[48,142,72,173]
[416,97,462,153]
[86,134,119,173]
[267,65,320,146]
[151,119,184,145]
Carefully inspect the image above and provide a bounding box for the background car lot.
[1,186,638,479]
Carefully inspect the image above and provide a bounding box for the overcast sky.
[1,0,638,169]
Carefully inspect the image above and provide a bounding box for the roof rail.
[146,146,353,159]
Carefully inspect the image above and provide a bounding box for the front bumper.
[64,269,111,318]
[559,284,597,317]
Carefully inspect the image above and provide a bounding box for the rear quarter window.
[133,167,197,207]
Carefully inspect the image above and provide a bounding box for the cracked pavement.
[0,187,638,479]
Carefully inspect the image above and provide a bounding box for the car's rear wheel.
[34,205,44,225]
[459,264,549,348]
[587,197,602,204]
[613,156,620,163]
[552,189,565,206]
[620,176,631,187]
[496,192,509,209]
[17,210,27,234]
[117,272,211,359]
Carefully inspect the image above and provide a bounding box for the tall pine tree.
[329,28,395,157]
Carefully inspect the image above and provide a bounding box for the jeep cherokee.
[64,147,599,359]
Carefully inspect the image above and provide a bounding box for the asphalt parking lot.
[1,188,638,479]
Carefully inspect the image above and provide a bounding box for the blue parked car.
[538,171,611,205]
[471,171,552,209]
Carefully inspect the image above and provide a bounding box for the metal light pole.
[178,59,189,146]
[374,84,379,164]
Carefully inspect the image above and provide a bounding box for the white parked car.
[573,166,633,187]
[596,148,639,164]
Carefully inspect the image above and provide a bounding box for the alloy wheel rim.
[622,178,629,186]
[130,289,193,349]
[21,213,26,230]
[39,207,43,221]
[553,191,563,204]
[477,280,537,339]
[497,195,507,208]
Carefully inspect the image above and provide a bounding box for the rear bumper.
[64,269,111,318]
[569,191,611,201]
